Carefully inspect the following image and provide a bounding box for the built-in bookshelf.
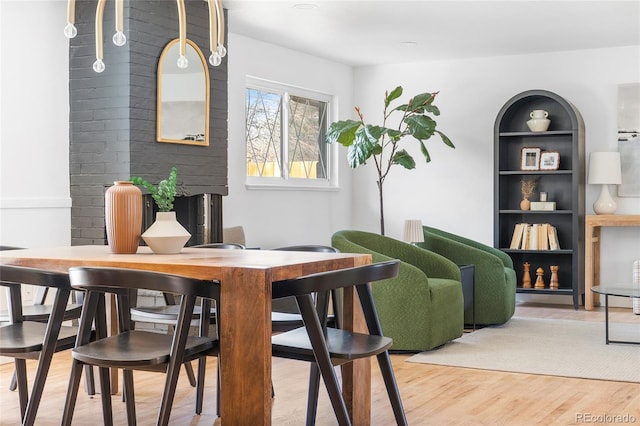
[494,90,585,309]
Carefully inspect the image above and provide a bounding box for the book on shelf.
[510,223,560,250]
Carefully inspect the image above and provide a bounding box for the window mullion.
[282,92,290,180]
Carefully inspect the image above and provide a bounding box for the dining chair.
[128,242,243,414]
[0,246,95,395]
[271,259,408,426]
[272,245,341,332]
[62,266,220,426]
[0,265,79,426]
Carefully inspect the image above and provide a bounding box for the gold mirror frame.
[157,38,210,146]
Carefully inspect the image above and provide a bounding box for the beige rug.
[407,317,640,383]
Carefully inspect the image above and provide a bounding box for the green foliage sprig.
[130,167,178,212]
[325,86,454,234]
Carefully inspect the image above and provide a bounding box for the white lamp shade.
[588,152,622,185]
[403,219,424,243]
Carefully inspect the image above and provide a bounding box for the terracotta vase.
[141,211,191,254]
[520,198,531,210]
[105,181,142,254]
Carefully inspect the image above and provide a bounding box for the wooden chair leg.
[123,369,136,425]
[8,369,17,391]
[195,357,207,414]
[61,360,85,425]
[376,352,408,426]
[14,359,28,422]
[305,363,321,426]
[184,361,197,387]
[98,366,114,426]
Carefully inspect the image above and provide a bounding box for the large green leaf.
[384,86,403,108]
[326,120,362,146]
[392,149,416,169]
[405,115,436,140]
[348,127,379,167]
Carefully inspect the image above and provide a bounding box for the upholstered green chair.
[419,225,516,325]
[331,230,463,351]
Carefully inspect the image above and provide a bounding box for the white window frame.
[245,76,338,191]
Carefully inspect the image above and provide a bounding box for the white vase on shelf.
[141,211,190,254]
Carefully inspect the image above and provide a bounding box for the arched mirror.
[157,38,210,145]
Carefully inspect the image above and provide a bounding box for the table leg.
[585,225,601,310]
[219,268,272,425]
[604,294,610,344]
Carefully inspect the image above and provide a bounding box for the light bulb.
[216,44,227,58]
[209,52,222,66]
[64,22,77,38]
[93,59,106,73]
[177,55,189,69]
[112,31,126,46]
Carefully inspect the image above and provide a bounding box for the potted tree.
[130,167,190,254]
[326,86,454,235]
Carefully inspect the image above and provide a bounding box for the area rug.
[406,317,640,383]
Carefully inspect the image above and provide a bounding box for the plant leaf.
[392,149,416,169]
[348,127,379,168]
[436,130,455,148]
[384,86,403,108]
[405,115,437,140]
[419,141,432,163]
[326,120,361,146]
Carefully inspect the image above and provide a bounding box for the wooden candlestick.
[535,267,545,289]
[522,262,532,288]
[550,265,559,289]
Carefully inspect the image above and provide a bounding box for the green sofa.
[332,230,463,351]
[419,225,516,325]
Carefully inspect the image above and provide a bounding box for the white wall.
[224,34,354,248]
[0,1,71,248]
[351,46,640,304]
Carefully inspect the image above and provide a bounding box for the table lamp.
[588,151,622,215]
[403,219,424,245]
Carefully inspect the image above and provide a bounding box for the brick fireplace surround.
[68,0,228,247]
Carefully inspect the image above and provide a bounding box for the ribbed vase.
[141,211,191,254]
[105,181,142,254]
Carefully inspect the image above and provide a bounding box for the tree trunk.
[377,180,385,235]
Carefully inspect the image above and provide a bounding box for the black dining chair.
[62,266,220,426]
[0,265,80,426]
[271,260,408,426]
[128,242,243,414]
[0,246,95,396]
[272,245,341,332]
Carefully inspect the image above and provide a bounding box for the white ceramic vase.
[526,109,551,132]
[141,211,191,254]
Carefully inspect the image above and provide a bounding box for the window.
[245,77,334,189]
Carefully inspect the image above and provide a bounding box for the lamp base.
[593,184,617,215]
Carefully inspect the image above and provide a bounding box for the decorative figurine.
[550,265,559,289]
[535,267,545,289]
[523,262,532,288]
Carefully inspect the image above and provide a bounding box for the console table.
[585,214,640,310]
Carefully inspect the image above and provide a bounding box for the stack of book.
[509,223,560,250]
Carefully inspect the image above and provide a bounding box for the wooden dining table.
[0,245,372,425]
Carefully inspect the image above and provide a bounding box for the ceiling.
[223,0,640,67]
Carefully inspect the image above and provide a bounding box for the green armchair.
[419,225,516,325]
[332,230,463,351]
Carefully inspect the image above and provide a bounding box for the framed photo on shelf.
[539,151,560,170]
[520,147,541,170]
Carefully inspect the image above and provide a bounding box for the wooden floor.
[1,303,639,425]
